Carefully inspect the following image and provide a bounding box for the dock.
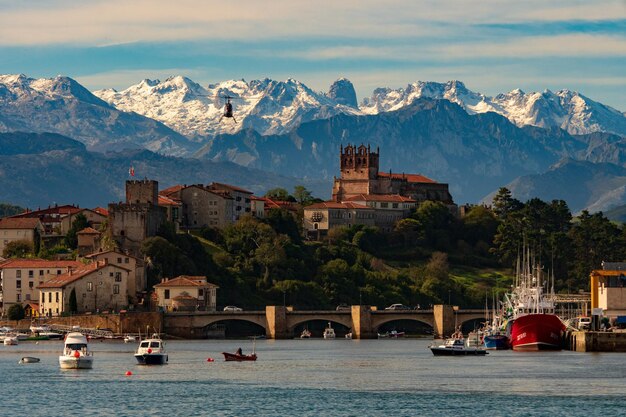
[566,330,626,352]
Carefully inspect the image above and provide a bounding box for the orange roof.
[160,184,184,197]
[92,207,109,217]
[158,195,181,206]
[154,276,218,288]
[0,218,42,229]
[77,227,100,234]
[345,194,416,203]
[305,201,371,210]
[377,172,437,183]
[208,182,253,195]
[0,259,82,269]
[12,205,82,218]
[84,249,142,261]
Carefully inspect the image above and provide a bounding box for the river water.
[0,338,623,416]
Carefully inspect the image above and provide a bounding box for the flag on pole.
[129,166,135,177]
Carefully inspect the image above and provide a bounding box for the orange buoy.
[147,348,152,354]
[73,350,80,358]
[207,357,214,362]
[125,371,133,376]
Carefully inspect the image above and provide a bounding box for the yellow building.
[153,276,218,312]
[590,262,626,318]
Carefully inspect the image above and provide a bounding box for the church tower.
[339,144,379,180]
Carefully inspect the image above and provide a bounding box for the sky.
[0,0,624,109]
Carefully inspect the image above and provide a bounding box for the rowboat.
[222,352,257,361]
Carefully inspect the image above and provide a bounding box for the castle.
[331,144,453,204]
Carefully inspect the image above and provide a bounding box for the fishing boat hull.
[59,356,93,369]
[510,314,564,351]
[134,353,168,365]
[222,352,257,361]
[430,347,488,356]
[483,334,509,350]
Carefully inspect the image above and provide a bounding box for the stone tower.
[126,179,158,205]
[339,144,379,180]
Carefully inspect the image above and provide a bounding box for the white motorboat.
[134,334,168,365]
[59,332,93,369]
[124,334,138,343]
[430,337,489,356]
[3,334,18,345]
[345,332,353,339]
[300,329,311,339]
[323,323,336,339]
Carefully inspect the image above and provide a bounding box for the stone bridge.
[164,305,485,339]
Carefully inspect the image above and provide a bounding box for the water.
[1,338,624,416]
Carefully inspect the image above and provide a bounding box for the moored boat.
[430,337,489,356]
[3,334,18,345]
[483,333,509,350]
[323,323,335,339]
[300,329,311,339]
[510,313,564,351]
[222,351,258,361]
[59,332,93,369]
[134,334,168,365]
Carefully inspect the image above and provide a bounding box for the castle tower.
[126,179,158,205]
[339,144,379,180]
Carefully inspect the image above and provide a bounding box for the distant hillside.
[0,132,329,208]
[604,204,626,223]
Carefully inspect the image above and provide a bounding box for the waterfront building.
[38,259,131,316]
[84,249,146,304]
[0,259,82,315]
[590,262,626,319]
[153,276,218,312]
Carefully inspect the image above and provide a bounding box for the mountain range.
[0,132,327,208]
[1,73,625,212]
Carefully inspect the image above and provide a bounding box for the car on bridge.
[223,306,243,312]
[384,304,412,311]
[336,304,351,311]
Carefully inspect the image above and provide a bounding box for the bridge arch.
[372,317,434,334]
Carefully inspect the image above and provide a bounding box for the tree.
[2,239,34,258]
[0,203,24,218]
[65,213,90,249]
[264,188,293,201]
[293,185,313,205]
[7,304,25,320]
[492,187,522,219]
[69,288,78,314]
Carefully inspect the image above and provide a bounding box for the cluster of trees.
[264,186,321,205]
[0,203,24,218]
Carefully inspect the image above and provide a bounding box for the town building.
[0,259,82,315]
[590,262,626,319]
[344,194,417,232]
[84,249,146,303]
[77,227,101,256]
[160,184,235,229]
[206,182,253,221]
[60,208,107,234]
[0,218,44,255]
[303,201,376,239]
[331,144,453,205]
[153,276,218,312]
[108,179,166,257]
[9,204,81,236]
[38,260,132,316]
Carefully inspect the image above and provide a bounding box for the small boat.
[300,329,311,339]
[345,332,353,339]
[59,332,93,369]
[378,330,405,338]
[483,333,509,350]
[134,334,168,365]
[323,323,335,339]
[3,334,18,345]
[430,338,489,356]
[124,334,138,343]
[465,330,483,348]
[19,357,41,364]
[222,351,258,361]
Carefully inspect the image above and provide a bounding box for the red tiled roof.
[345,194,416,203]
[160,184,184,197]
[38,261,130,289]
[377,172,437,183]
[77,227,100,234]
[12,205,82,218]
[158,195,181,206]
[305,201,371,210]
[154,276,218,288]
[0,218,42,229]
[93,207,109,217]
[0,259,82,269]
[84,249,142,261]
[208,182,253,195]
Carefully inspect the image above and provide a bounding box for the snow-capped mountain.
[94,76,360,139]
[360,81,626,137]
[0,74,194,155]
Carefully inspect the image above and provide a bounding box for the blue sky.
[0,0,624,109]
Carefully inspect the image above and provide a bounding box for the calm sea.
[0,338,624,416]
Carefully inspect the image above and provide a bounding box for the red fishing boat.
[510,313,564,351]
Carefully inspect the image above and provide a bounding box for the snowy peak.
[327,78,357,108]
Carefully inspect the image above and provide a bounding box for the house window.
[113,285,119,295]
[55,292,59,302]
[17,294,21,302]
[392,203,399,208]
[39,270,44,276]
[16,280,21,289]
[236,196,242,202]
[16,270,21,278]
[48,292,52,302]
[25,294,31,301]
[57,270,61,275]
[29,281,33,288]
[164,289,170,300]
[110,272,114,277]
[381,203,389,208]
[198,289,204,297]
[28,270,34,278]
[115,272,122,282]
[125,258,129,264]
[117,257,122,263]
[87,282,93,292]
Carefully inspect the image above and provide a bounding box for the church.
[304,144,454,238]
